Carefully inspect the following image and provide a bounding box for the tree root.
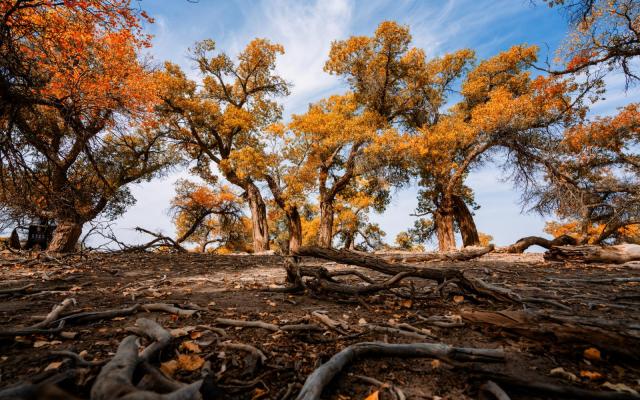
[91,318,204,400]
[295,341,505,400]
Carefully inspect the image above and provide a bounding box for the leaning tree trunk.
[245,184,270,253]
[286,206,303,254]
[434,202,456,252]
[453,196,480,247]
[318,200,334,248]
[48,219,83,253]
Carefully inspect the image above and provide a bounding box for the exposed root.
[219,342,267,363]
[215,318,279,332]
[295,341,505,400]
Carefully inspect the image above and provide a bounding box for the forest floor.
[0,251,639,399]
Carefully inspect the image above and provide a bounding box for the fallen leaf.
[364,390,379,400]
[358,318,368,325]
[251,387,268,400]
[584,347,601,361]
[189,331,202,339]
[401,299,413,308]
[602,382,638,395]
[580,370,603,380]
[177,354,204,371]
[453,295,465,304]
[60,331,78,339]
[431,359,441,369]
[181,341,201,353]
[33,341,49,348]
[550,367,578,382]
[112,317,126,321]
[44,361,62,371]
[160,360,179,377]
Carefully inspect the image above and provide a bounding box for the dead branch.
[374,245,494,262]
[545,244,640,264]
[495,235,577,253]
[141,303,198,317]
[219,342,267,363]
[31,298,76,329]
[214,318,279,332]
[0,283,35,296]
[295,341,505,400]
[50,350,106,367]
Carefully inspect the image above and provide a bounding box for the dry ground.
[0,251,639,399]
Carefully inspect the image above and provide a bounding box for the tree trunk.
[435,200,456,251]
[48,220,83,253]
[318,200,334,248]
[544,243,640,264]
[286,206,302,254]
[343,231,355,250]
[453,196,480,247]
[245,184,270,253]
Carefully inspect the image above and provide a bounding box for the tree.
[412,45,587,250]
[546,0,640,84]
[288,94,393,248]
[526,103,640,244]
[0,1,175,252]
[156,38,289,253]
[170,179,249,252]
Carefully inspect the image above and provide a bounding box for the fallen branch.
[374,245,494,262]
[0,283,35,296]
[296,341,505,400]
[215,318,279,332]
[545,244,640,264]
[495,235,576,253]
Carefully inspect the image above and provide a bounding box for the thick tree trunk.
[9,229,21,250]
[453,196,480,247]
[434,201,456,251]
[343,231,355,250]
[287,206,302,254]
[48,220,83,253]
[245,184,270,253]
[318,201,334,248]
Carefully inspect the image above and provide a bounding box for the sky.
[103,0,640,250]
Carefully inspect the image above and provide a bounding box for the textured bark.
[496,235,577,254]
[318,201,334,248]
[544,243,640,264]
[435,205,456,252]
[453,196,480,247]
[287,206,302,253]
[245,184,270,253]
[47,220,83,253]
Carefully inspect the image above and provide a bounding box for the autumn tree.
[411,45,588,250]
[170,179,250,252]
[287,94,395,248]
[156,39,289,253]
[0,1,175,252]
[546,0,640,83]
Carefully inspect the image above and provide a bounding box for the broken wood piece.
[545,244,640,264]
[214,318,279,332]
[141,303,198,317]
[31,298,76,329]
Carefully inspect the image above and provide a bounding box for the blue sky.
[108,0,639,249]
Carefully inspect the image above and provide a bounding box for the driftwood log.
[495,235,576,253]
[545,244,640,264]
[373,245,494,262]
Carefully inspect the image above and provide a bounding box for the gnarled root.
[296,341,505,400]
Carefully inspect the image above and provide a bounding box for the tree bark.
[48,220,83,253]
[318,200,334,248]
[245,183,270,253]
[435,204,456,252]
[453,195,480,247]
[287,206,303,253]
[9,228,20,250]
[544,243,640,264]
